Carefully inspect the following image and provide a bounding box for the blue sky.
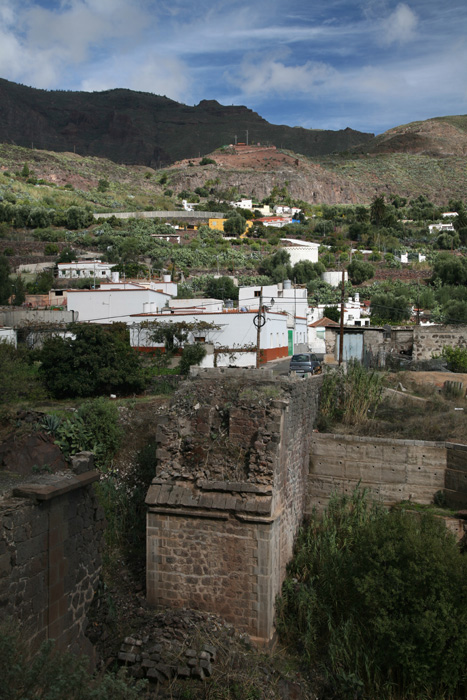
[1,0,466,135]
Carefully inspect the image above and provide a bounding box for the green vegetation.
[38,324,146,398]
[0,621,147,700]
[277,488,467,700]
[441,345,467,373]
[318,360,383,429]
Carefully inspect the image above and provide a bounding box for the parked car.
[289,352,322,376]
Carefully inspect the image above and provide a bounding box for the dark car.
[289,352,322,376]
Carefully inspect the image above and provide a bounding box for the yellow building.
[208,218,253,237]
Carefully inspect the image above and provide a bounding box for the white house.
[322,270,348,287]
[280,239,320,265]
[256,217,293,228]
[308,317,339,355]
[129,309,308,367]
[0,326,17,348]
[308,294,369,328]
[231,198,253,210]
[239,282,308,318]
[98,276,178,297]
[57,260,116,280]
[167,298,224,314]
[66,283,172,323]
[428,223,454,234]
[274,205,301,217]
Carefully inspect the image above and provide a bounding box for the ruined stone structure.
[0,454,103,656]
[146,368,322,644]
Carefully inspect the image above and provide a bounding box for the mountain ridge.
[0,78,373,166]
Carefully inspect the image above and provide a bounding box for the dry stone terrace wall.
[146,368,323,644]
[0,454,103,657]
[413,325,467,361]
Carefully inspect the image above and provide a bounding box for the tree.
[323,305,340,322]
[11,276,26,306]
[432,253,467,286]
[0,255,12,304]
[370,195,387,225]
[370,292,411,323]
[347,259,374,285]
[205,276,239,300]
[223,212,247,236]
[38,324,146,398]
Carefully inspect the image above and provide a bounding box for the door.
[343,333,363,362]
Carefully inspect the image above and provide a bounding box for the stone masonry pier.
[146,368,322,644]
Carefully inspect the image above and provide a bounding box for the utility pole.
[246,130,249,146]
[338,269,345,366]
[255,287,263,369]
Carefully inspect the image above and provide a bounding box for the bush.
[179,343,207,375]
[441,345,467,373]
[0,342,45,404]
[347,259,374,285]
[199,156,216,166]
[38,324,146,398]
[0,620,148,699]
[318,360,383,427]
[277,488,467,699]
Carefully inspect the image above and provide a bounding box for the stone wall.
[146,368,322,644]
[0,458,103,656]
[413,325,467,361]
[308,433,467,513]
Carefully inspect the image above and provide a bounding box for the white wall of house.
[428,223,454,233]
[281,243,319,265]
[239,283,308,318]
[66,287,171,323]
[129,310,308,363]
[308,326,326,355]
[0,327,17,348]
[231,199,253,210]
[168,298,223,313]
[322,270,348,287]
[308,294,369,328]
[57,260,115,279]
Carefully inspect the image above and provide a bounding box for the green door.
[288,329,294,355]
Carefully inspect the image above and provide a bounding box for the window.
[194,336,206,343]
[254,290,261,297]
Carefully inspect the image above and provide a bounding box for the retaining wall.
[146,368,322,644]
[308,433,467,512]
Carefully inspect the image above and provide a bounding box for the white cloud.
[380,3,418,46]
[81,53,190,102]
[227,54,338,96]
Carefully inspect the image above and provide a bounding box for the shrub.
[0,342,45,404]
[318,360,383,427]
[277,488,467,700]
[179,343,207,375]
[38,324,146,398]
[441,345,467,373]
[199,156,216,166]
[0,619,148,699]
[347,259,374,285]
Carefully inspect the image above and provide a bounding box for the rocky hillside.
[0,78,373,167]
[353,115,467,156]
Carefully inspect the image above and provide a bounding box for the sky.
[0,0,466,135]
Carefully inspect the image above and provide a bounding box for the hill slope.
[0,78,373,167]
[353,116,467,156]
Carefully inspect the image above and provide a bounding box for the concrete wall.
[308,433,467,512]
[146,369,322,644]
[0,459,103,656]
[0,307,75,327]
